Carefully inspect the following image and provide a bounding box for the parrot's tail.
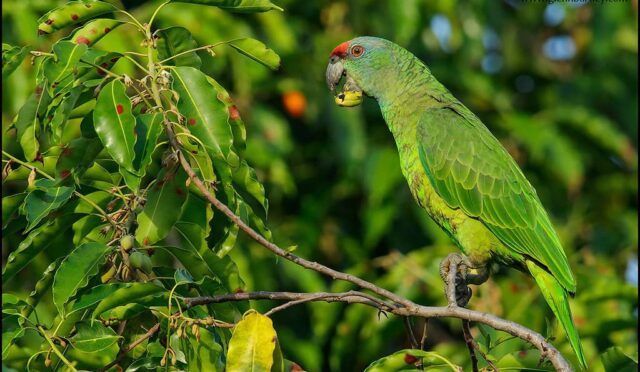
[526,260,587,370]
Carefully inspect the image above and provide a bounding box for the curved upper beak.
[326,55,345,92]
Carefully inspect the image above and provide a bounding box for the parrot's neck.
[377,77,447,140]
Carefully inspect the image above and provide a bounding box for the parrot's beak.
[326,55,345,92]
[326,56,364,107]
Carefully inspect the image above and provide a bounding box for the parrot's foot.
[439,253,488,307]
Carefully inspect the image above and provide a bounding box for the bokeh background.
[3,0,638,370]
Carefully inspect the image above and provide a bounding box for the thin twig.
[404,317,420,349]
[420,319,429,350]
[462,320,479,372]
[98,323,161,372]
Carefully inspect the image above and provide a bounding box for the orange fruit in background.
[282,90,306,118]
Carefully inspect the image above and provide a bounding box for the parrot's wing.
[416,106,576,293]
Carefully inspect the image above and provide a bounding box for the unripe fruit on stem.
[129,251,153,274]
[120,235,134,252]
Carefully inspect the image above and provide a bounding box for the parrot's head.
[326,36,398,107]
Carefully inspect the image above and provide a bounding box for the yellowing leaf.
[226,310,277,372]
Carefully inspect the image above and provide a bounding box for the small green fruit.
[120,235,134,252]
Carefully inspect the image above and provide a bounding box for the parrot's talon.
[439,253,484,307]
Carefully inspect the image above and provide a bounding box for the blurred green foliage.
[2,0,637,371]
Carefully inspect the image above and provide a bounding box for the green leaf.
[56,136,103,183]
[12,86,51,161]
[20,178,75,231]
[37,0,116,35]
[52,242,112,315]
[133,113,163,175]
[92,283,164,319]
[2,43,31,77]
[228,38,281,70]
[171,66,234,181]
[135,168,188,246]
[169,0,282,13]
[2,193,26,229]
[70,18,120,46]
[2,314,25,359]
[48,86,84,144]
[233,159,268,215]
[42,41,88,95]
[94,79,137,172]
[2,212,77,283]
[364,349,460,371]
[23,258,62,319]
[601,346,638,372]
[72,321,121,353]
[120,167,141,192]
[173,219,244,292]
[183,327,223,371]
[76,49,121,85]
[72,216,111,245]
[226,310,277,371]
[205,76,246,153]
[156,27,202,68]
[69,283,129,314]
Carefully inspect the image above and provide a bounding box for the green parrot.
[326,36,586,369]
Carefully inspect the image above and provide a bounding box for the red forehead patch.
[331,41,349,58]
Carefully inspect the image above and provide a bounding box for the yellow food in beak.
[335,90,363,107]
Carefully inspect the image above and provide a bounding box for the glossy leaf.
[23,258,62,318]
[135,168,188,246]
[92,283,165,319]
[169,0,283,13]
[52,242,112,315]
[94,79,137,172]
[133,112,163,174]
[76,49,122,84]
[228,38,281,70]
[364,349,459,371]
[20,178,75,231]
[70,18,120,46]
[2,193,26,229]
[72,321,121,353]
[12,86,51,161]
[42,41,88,95]
[206,75,246,153]
[226,310,277,371]
[69,283,129,314]
[2,314,24,359]
[601,347,637,372]
[233,159,268,215]
[156,27,201,68]
[48,86,84,143]
[2,212,77,283]
[37,1,116,35]
[171,66,234,181]
[72,216,111,245]
[56,136,104,183]
[183,327,223,371]
[120,167,141,192]
[2,43,31,77]
[172,221,244,292]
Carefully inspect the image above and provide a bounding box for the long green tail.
[526,260,587,370]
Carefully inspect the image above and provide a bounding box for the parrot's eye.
[351,45,365,58]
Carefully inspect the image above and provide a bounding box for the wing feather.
[416,106,576,292]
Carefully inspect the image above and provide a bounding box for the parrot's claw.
[439,253,488,307]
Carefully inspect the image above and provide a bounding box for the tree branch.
[98,323,161,372]
[163,121,573,372]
